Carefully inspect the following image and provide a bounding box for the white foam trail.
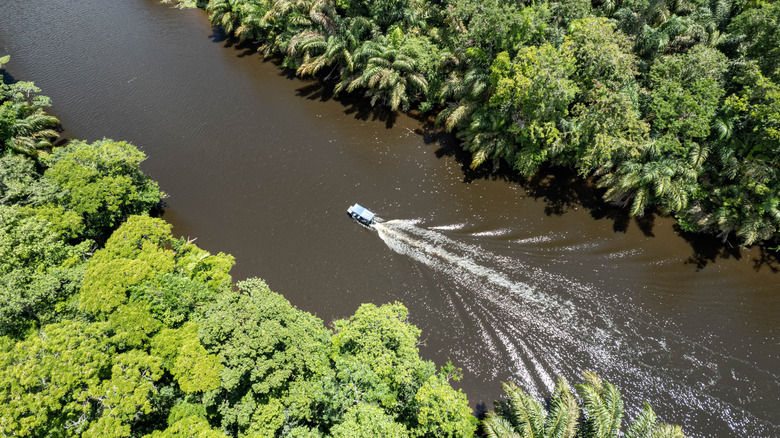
[429,223,469,231]
[370,219,779,437]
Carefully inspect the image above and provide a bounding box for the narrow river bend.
[1,1,778,436]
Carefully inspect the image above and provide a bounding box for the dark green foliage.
[728,1,780,81]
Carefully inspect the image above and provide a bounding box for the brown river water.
[1,0,778,436]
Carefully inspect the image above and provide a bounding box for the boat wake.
[372,219,779,438]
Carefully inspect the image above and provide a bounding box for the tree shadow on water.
[421,126,657,237]
[295,80,398,129]
[677,226,780,272]
[0,68,17,87]
[208,27,281,61]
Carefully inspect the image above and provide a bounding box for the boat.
[347,203,376,226]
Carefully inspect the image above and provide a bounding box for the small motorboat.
[347,203,376,226]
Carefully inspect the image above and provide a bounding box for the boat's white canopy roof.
[350,203,375,221]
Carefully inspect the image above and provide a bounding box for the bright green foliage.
[105,313,219,417]
[322,302,476,436]
[198,278,331,436]
[169,324,222,393]
[107,303,163,350]
[331,302,429,406]
[0,154,42,205]
[0,153,86,239]
[412,373,477,437]
[79,215,233,318]
[330,403,410,438]
[482,373,687,438]
[0,320,110,436]
[0,205,90,337]
[286,426,326,438]
[0,320,166,437]
[43,139,163,240]
[148,415,226,437]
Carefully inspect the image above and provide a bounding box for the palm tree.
[338,33,428,111]
[289,16,376,79]
[483,373,688,438]
[0,79,60,158]
[436,47,492,132]
[2,104,59,157]
[483,378,578,438]
[577,372,624,438]
[259,0,335,56]
[205,0,245,35]
[457,108,516,171]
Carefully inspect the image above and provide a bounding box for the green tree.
[0,72,60,158]
[0,205,90,337]
[558,17,647,173]
[682,63,780,243]
[0,320,164,437]
[43,139,163,240]
[728,1,780,81]
[468,44,578,174]
[148,415,226,438]
[339,29,428,111]
[198,278,331,436]
[597,45,727,217]
[444,0,552,57]
[412,370,477,437]
[330,403,410,438]
[648,45,727,141]
[564,17,637,91]
[79,215,233,317]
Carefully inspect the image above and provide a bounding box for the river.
[1,1,777,436]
